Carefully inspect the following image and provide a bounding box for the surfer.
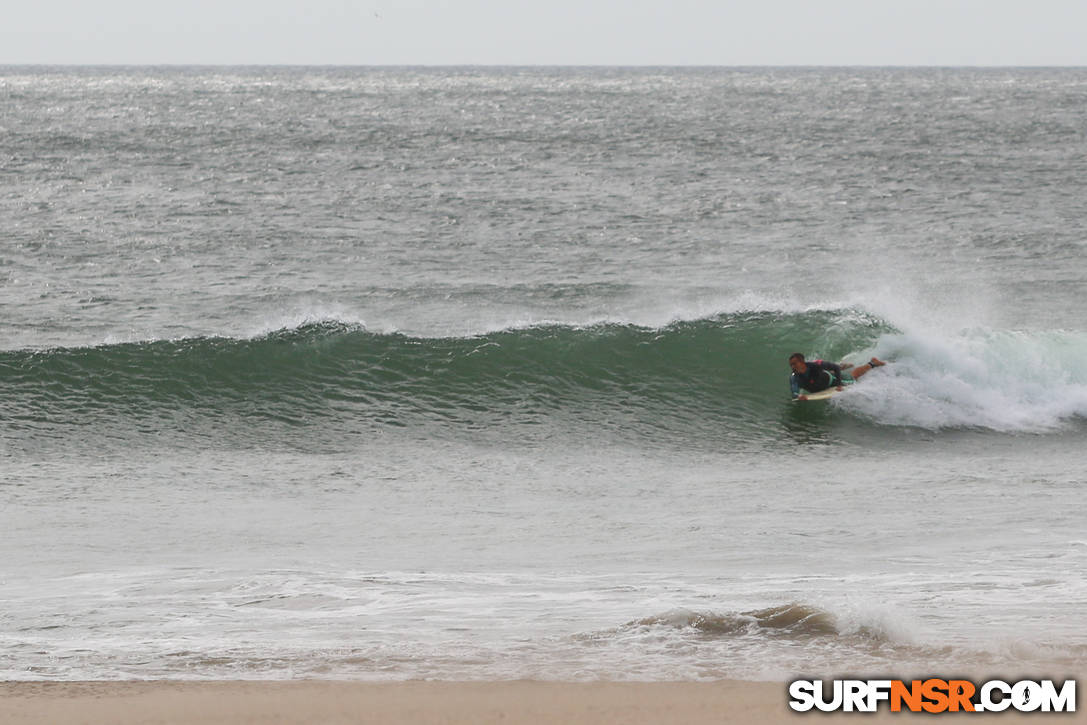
[789,353,886,401]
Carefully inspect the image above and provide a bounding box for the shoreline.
[2,680,1080,724]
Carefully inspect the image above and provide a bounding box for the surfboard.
[794,388,843,401]
[793,383,853,402]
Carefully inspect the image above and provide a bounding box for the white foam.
[239,304,376,339]
[830,597,922,646]
[841,328,1087,431]
[230,290,864,340]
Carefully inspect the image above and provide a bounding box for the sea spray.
[840,328,1087,430]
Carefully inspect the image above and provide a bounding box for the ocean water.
[1,66,1085,682]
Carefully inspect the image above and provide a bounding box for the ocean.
[1,66,1085,681]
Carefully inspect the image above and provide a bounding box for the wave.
[573,602,934,680]
[631,604,848,640]
[839,327,1087,432]
[593,602,1087,678]
[2,311,1084,449]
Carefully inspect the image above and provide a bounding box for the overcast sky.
[4,0,1087,66]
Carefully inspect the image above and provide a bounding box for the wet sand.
[1,680,1080,724]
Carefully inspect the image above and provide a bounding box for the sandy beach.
[1,680,1080,725]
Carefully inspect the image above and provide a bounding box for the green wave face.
[0,312,890,453]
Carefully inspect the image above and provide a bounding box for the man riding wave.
[789,353,886,401]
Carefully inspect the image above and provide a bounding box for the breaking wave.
[2,310,1083,452]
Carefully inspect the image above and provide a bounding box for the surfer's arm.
[789,374,801,399]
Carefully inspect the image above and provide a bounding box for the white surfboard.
[794,385,851,402]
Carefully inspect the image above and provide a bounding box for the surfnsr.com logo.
[788,678,1076,713]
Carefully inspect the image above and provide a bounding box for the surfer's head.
[788,353,806,373]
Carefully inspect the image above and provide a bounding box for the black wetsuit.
[790,360,844,396]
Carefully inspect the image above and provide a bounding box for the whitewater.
[1,66,1085,682]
